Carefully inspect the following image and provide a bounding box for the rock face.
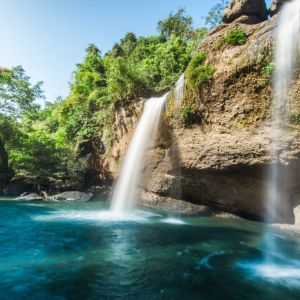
[99,15,300,224]
[269,0,291,16]
[222,0,268,24]
[49,191,94,202]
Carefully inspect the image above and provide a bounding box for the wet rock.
[15,193,43,201]
[222,0,268,24]
[140,191,214,216]
[270,0,291,16]
[294,205,300,226]
[100,15,300,224]
[49,191,94,202]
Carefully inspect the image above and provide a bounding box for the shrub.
[262,62,276,80]
[186,52,215,89]
[181,104,199,125]
[218,27,247,48]
[289,112,300,125]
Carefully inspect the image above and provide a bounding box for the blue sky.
[0,0,272,103]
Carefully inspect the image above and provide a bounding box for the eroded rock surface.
[222,0,268,24]
[270,0,291,16]
[99,15,300,223]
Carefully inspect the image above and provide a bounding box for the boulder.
[222,0,268,24]
[270,0,291,16]
[294,206,300,226]
[48,191,94,202]
[15,193,43,201]
[140,191,213,216]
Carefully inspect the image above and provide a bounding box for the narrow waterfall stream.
[111,94,167,214]
[266,0,300,224]
[261,0,300,273]
[174,74,185,108]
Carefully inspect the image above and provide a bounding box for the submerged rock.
[222,0,268,24]
[48,191,94,202]
[15,193,43,201]
[269,0,291,16]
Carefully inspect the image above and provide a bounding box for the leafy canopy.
[0,66,43,117]
[157,8,193,40]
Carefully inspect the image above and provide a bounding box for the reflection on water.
[0,199,299,299]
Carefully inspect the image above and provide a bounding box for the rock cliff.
[97,2,300,224]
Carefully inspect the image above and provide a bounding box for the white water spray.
[111,95,167,214]
[267,0,300,224]
[174,74,185,109]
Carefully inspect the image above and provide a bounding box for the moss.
[217,27,247,49]
[186,52,215,89]
[262,63,275,80]
[225,27,247,45]
[165,93,176,120]
[181,104,200,126]
[288,111,300,125]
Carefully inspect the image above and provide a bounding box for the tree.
[157,8,193,40]
[120,32,137,57]
[0,66,44,188]
[71,44,106,97]
[205,0,229,28]
[0,66,43,117]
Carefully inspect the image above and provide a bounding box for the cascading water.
[174,74,185,108]
[264,0,300,266]
[111,94,167,214]
[267,0,300,225]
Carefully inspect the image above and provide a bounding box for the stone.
[270,0,291,17]
[140,191,213,216]
[222,0,268,24]
[15,193,43,201]
[294,205,300,226]
[232,15,263,25]
[48,191,94,202]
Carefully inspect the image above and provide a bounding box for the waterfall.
[267,0,300,224]
[174,74,185,108]
[263,0,300,265]
[111,94,167,214]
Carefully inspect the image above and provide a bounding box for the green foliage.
[288,112,300,125]
[1,10,210,191]
[205,0,229,28]
[8,108,88,189]
[157,8,193,40]
[71,44,106,97]
[181,104,199,125]
[0,66,44,187]
[0,66,43,117]
[186,52,215,89]
[221,27,247,47]
[262,62,276,80]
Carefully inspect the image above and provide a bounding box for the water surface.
[0,199,299,299]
